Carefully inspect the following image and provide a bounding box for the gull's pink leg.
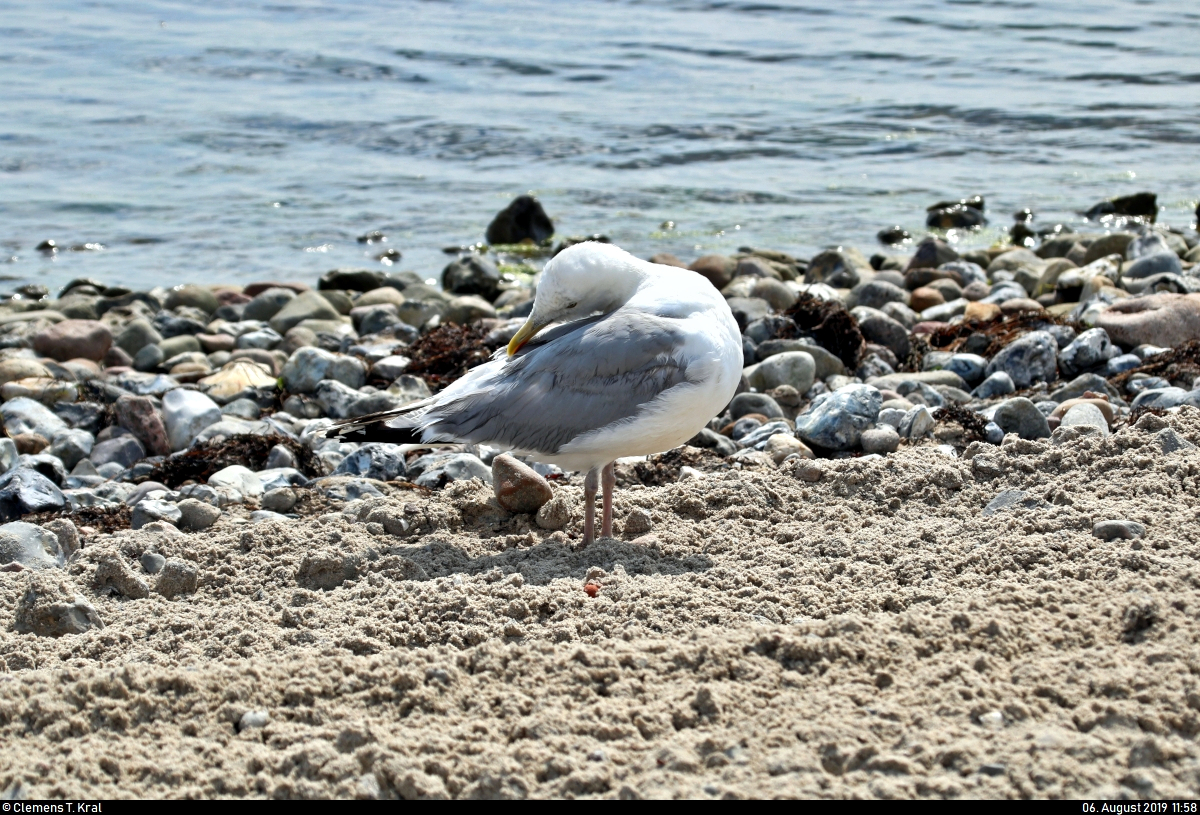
[600,461,616,539]
[582,466,599,546]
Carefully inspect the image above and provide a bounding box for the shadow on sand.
[385,534,713,585]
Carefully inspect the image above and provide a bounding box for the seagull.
[328,241,743,545]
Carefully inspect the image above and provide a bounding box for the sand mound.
[2,411,1199,799]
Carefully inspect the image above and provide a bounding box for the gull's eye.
[566,301,578,309]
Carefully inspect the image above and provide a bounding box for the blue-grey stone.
[729,392,784,421]
[1046,324,1077,349]
[737,420,794,450]
[1105,354,1142,376]
[131,499,182,530]
[945,353,988,385]
[1,397,68,441]
[984,421,1004,444]
[332,443,406,482]
[411,453,492,488]
[1131,388,1200,410]
[982,489,1045,516]
[972,371,1016,400]
[0,468,65,521]
[1124,251,1182,279]
[985,331,1058,389]
[1153,428,1196,454]
[1126,376,1170,395]
[938,260,987,287]
[851,307,910,362]
[1061,403,1110,436]
[877,408,906,429]
[0,521,64,569]
[1058,328,1116,377]
[1092,520,1145,541]
[895,380,945,408]
[17,455,66,487]
[89,435,146,469]
[794,384,882,451]
[742,336,757,366]
[729,417,763,441]
[899,405,935,439]
[992,397,1050,440]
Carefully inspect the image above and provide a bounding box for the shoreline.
[1,192,1200,798]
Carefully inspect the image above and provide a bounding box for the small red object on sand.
[584,583,600,598]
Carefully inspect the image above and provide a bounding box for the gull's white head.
[507,242,647,356]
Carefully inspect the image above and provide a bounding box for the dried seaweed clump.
[780,294,864,370]
[630,446,727,487]
[142,434,319,488]
[1109,339,1200,392]
[934,403,989,445]
[404,323,497,391]
[923,311,1075,358]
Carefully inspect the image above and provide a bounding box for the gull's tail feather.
[324,400,433,444]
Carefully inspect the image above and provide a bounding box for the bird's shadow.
[382,535,712,586]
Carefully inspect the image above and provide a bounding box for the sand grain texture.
[2,412,1200,799]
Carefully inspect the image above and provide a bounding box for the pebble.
[992,397,1050,440]
[985,330,1058,389]
[0,521,65,570]
[89,435,146,469]
[162,388,222,451]
[762,433,810,464]
[140,551,166,574]
[1092,520,1146,541]
[32,319,113,362]
[794,384,881,451]
[729,392,785,420]
[0,468,65,521]
[972,371,1016,400]
[115,394,171,456]
[1058,328,1116,377]
[208,465,264,498]
[2,397,68,441]
[280,347,367,393]
[45,429,93,471]
[262,487,298,513]
[1059,403,1111,436]
[491,453,553,513]
[899,405,935,439]
[332,442,407,482]
[269,290,341,334]
[410,453,492,488]
[860,425,900,454]
[131,498,182,530]
[177,498,222,531]
[1152,428,1196,454]
[745,351,815,393]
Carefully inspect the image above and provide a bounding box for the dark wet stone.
[0,468,65,521]
[442,254,502,302]
[319,268,387,292]
[486,195,554,245]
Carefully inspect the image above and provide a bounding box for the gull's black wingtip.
[324,417,424,445]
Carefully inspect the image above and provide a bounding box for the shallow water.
[1,0,1197,292]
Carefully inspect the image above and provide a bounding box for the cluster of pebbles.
[1,192,1199,583]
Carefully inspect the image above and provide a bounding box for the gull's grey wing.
[414,308,691,454]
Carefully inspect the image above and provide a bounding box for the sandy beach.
[2,407,1197,799]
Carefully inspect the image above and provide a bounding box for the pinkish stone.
[491,453,553,514]
[115,394,171,457]
[32,319,112,362]
[1094,293,1200,348]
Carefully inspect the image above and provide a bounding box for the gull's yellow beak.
[506,318,546,357]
